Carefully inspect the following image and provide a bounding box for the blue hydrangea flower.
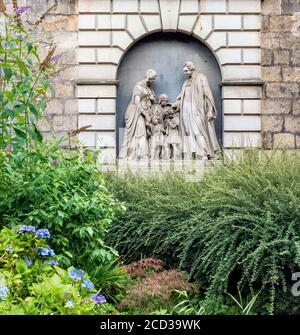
[15,6,30,14]
[64,300,75,308]
[23,257,33,268]
[36,228,50,239]
[36,247,55,257]
[47,260,59,266]
[92,294,106,304]
[0,285,9,301]
[18,225,36,234]
[82,279,95,290]
[68,269,85,281]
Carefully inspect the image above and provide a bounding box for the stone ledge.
[220,81,265,86]
[75,80,120,86]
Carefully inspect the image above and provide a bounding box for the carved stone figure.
[119,69,157,160]
[164,106,181,159]
[173,61,220,159]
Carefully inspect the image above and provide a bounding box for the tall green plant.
[0,3,58,152]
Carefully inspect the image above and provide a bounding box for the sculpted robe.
[119,80,155,159]
[175,71,220,158]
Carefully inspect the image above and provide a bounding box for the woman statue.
[119,69,157,160]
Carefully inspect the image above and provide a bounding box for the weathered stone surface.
[261,49,273,65]
[270,15,295,32]
[261,32,280,49]
[54,82,74,98]
[285,116,300,132]
[52,115,77,131]
[262,99,292,115]
[262,66,282,82]
[262,115,284,132]
[266,83,299,98]
[273,50,290,65]
[261,0,281,15]
[280,33,300,49]
[296,135,300,148]
[282,0,300,14]
[291,50,300,65]
[64,99,78,115]
[45,99,64,115]
[274,133,295,149]
[282,67,300,82]
[292,100,300,115]
[42,15,77,31]
[261,131,273,149]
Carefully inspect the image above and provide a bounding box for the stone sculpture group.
[119,61,220,160]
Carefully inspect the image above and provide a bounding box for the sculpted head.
[159,93,168,107]
[183,61,196,78]
[145,69,157,83]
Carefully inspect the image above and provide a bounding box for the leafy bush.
[106,150,300,314]
[0,225,115,315]
[0,144,122,272]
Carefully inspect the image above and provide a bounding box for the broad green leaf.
[3,67,13,81]
[13,126,27,139]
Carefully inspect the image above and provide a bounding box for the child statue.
[164,106,181,159]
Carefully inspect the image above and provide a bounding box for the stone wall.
[261,0,300,149]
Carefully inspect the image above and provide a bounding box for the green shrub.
[106,150,300,314]
[0,225,116,315]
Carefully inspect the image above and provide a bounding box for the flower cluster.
[64,300,75,308]
[18,225,36,234]
[36,247,55,257]
[69,269,86,281]
[15,6,30,14]
[0,285,9,301]
[23,257,33,268]
[92,294,106,304]
[47,260,59,266]
[36,228,50,239]
[82,279,95,290]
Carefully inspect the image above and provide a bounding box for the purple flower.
[69,268,86,281]
[4,144,13,152]
[15,6,30,14]
[36,228,50,239]
[47,260,59,266]
[23,257,33,268]
[51,159,58,166]
[82,279,95,290]
[18,225,36,234]
[92,294,106,304]
[50,54,62,63]
[36,247,55,257]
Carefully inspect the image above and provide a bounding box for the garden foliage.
[107,151,300,314]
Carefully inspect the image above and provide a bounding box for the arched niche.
[116,32,223,153]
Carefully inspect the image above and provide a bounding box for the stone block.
[160,0,180,31]
[274,133,295,149]
[64,99,78,115]
[282,67,300,82]
[265,83,299,98]
[224,115,261,131]
[78,0,111,13]
[52,32,77,51]
[217,48,242,64]
[228,0,260,13]
[285,116,300,132]
[261,0,281,15]
[292,100,300,115]
[214,15,242,30]
[77,131,96,147]
[78,31,110,46]
[78,114,115,130]
[37,118,52,132]
[60,65,78,81]
[270,15,295,32]
[112,31,133,50]
[78,64,117,80]
[113,0,138,12]
[261,49,273,66]
[206,32,227,50]
[96,132,116,147]
[261,115,283,132]
[97,99,116,113]
[223,65,261,80]
[223,100,242,114]
[228,32,260,47]
[97,14,126,29]
[42,15,77,31]
[45,99,63,115]
[297,135,300,148]
[261,33,280,49]
[223,132,261,147]
[142,15,162,32]
[52,115,77,131]
[77,85,117,98]
[79,99,96,113]
[262,131,273,149]
[54,82,74,98]
[178,15,198,32]
[291,50,300,65]
[262,66,282,82]
[140,0,160,13]
[97,47,123,64]
[222,86,262,99]
[243,100,261,114]
[99,148,116,164]
[243,15,261,30]
[78,48,97,63]
[273,50,290,65]
[262,99,292,115]
[180,0,199,13]
[280,33,300,49]
[127,15,147,39]
[193,15,213,40]
[243,48,261,63]
[201,0,226,12]
[78,15,96,29]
